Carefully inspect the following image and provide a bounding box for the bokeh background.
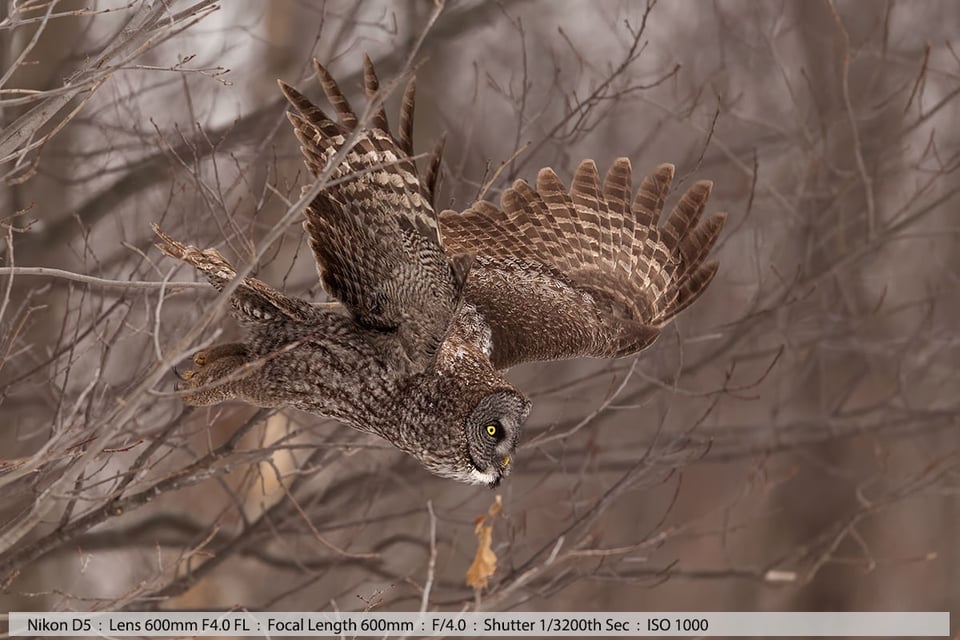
[1,0,958,634]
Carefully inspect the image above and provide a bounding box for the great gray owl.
[154,56,726,486]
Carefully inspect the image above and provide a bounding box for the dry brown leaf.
[465,495,502,590]
[488,494,503,517]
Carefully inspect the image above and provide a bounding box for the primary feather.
[441,161,726,369]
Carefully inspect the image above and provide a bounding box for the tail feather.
[152,225,314,325]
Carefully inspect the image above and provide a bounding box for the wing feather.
[602,158,634,279]
[279,58,470,368]
[314,59,357,128]
[441,161,725,369]
[571,159,615,266]
[361,54,390,134]
[398,76,416,156]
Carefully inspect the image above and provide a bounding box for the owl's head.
[388,361,531,487]
[459,389,531,486]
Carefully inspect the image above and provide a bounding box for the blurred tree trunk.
[749,0,913,611]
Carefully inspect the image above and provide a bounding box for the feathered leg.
[177,342,251,406]
[153,225,291,405]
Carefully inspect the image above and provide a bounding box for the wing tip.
[536,166,566,194]
[277,79,306,108]
[661,259,721,324]
[655,162,676,181]
[707,210,728,231]
[695,211,727,257]
[690,179,714,202]
[277,78,334,128]
[311,56,332,82]
[576,158,599,172]
[572,158,600,185]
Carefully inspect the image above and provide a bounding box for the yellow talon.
[193,352,207,366]
[182,369,195,380]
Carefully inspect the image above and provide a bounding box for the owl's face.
[460,389,531,486]
[388,377,531,487]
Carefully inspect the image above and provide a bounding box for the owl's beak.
[487,455,511,488]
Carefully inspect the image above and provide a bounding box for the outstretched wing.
[279,56,470,368]
[440,161,726,369]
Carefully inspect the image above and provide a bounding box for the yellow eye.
[485,424,498,437]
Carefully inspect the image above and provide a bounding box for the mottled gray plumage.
[155,56,725,486]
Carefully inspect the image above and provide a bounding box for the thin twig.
[826,0,876,240]
[0,266,211,290]
[420,500,438,613]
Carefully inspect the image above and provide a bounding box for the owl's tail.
[152,225,316,325]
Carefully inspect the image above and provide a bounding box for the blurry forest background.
[0,0,958,632]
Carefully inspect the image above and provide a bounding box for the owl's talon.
[172,343,249,402]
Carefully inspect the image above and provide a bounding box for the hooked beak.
[487,455,511,489]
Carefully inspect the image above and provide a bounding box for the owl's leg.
[177,342,251,406]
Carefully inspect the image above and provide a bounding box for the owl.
[154,55,726,486]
